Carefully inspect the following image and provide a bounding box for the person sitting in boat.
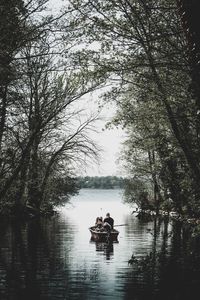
[103,221,112,232]
[95,216,103,228]
[103,213,114,230]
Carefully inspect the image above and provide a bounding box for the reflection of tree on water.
[90,240,117,260]
[0,216,76,300]
[125,216,200,300]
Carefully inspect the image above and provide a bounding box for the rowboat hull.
[89,226,119,242]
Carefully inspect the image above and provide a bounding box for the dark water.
[1,189,200,300]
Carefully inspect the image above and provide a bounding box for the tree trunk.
[15,149,31,212]
[148,53,200,182]
[148,150,162,214]
[28,139,41,209]
[176,0,200,148]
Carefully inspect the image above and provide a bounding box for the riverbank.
[0,202,57,220]
[135,209,200,227]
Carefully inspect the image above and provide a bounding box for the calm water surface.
[1,189,200,300]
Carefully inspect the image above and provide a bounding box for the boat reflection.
[90,239,119,260]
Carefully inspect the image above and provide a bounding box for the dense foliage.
[77,176,126,189]
[66,0,200,216]
[0,0,100,216]
[1,0,200,218]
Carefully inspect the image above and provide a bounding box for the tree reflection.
[125,217,200,300]
[2,213,200,300]
[91,240,116,260]
[0,216,75,300]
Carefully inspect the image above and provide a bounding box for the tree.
[0,0,102,215]
[66,0,200,215]
[176,0,200,116]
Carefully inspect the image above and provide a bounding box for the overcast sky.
[86,108,125,177]
[75,94,126,177]
[47,0,126,177]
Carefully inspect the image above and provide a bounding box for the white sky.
[86,108,125,177]
[46,0,126,177]
[75,95,126,177]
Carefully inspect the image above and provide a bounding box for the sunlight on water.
[55,189,141,299]
[53,189,158,299]
[1,189,199,300]
[60,189,131,227]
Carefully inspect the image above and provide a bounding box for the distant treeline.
[77,176,126,189]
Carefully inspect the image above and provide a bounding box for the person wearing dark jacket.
[103,213,114,230]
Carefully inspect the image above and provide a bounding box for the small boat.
[89,226,119,242]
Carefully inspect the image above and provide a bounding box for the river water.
[1,189,200,300]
